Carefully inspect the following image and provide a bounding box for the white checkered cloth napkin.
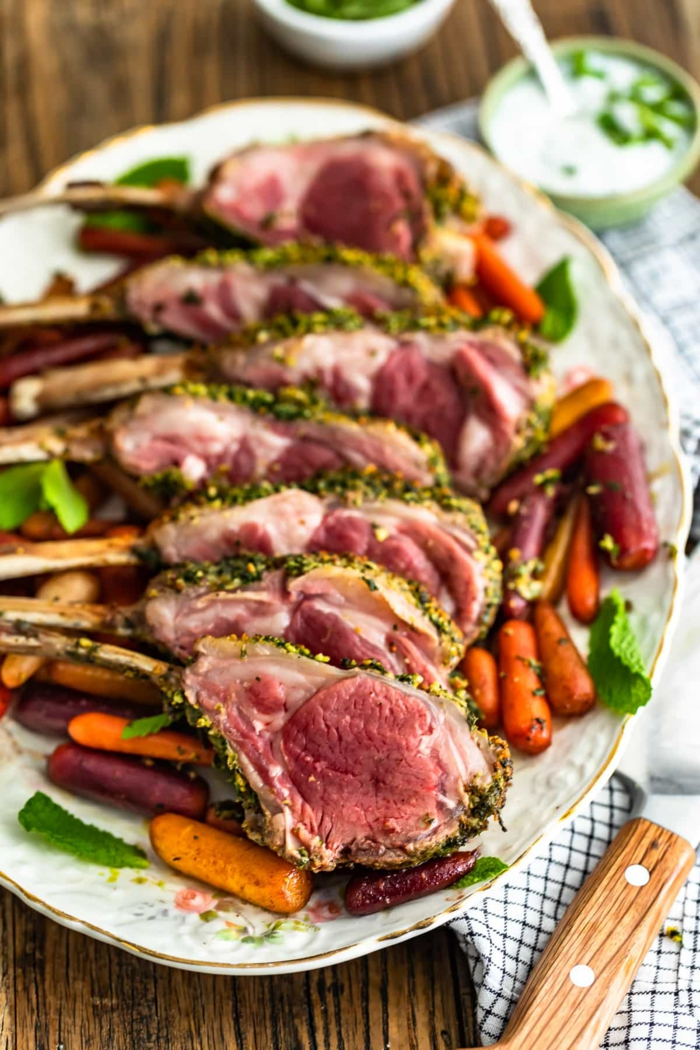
[415,101,700,1048]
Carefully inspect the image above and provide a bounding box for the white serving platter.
[0,97,690,974]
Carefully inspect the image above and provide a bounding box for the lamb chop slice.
[0,551,463,685]
[214,310,555,497]
[201,131,480,276]
[0,244,443,358]
[0,624,510,870]
[0,131,480,280]
[0,385,449,492]
[0,471,500,646]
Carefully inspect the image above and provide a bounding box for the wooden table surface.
[1,1,699,1047]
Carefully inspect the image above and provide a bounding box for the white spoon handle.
[487,0,575,115]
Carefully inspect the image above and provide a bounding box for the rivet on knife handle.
[457,817,695,1050]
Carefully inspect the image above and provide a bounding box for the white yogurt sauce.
[489,52,694,197]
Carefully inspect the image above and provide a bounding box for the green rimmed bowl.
[479,36,700,229]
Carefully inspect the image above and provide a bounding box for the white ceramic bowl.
[251,0,456,70]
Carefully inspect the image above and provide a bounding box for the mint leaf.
[588,590,652,714]
[0,461,88,534]
[85,155,190,234]
[40,460,88,533]
[18,791,148,869]
[122,712,171,739]
[0,463,46,529]
[114,157,191,188]
[536,257,578,343]
[452,855,509,889]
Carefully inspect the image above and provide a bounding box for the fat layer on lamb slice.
[214,311,554,497]
[177,636,510,871]
[152,471,500,644]
[201,131,480,280]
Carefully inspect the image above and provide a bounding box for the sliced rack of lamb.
[0,471,500,645]
[0,385,449,491]
[0,624,511,871]
[0,551,464,686]
[5,310,553,497]
[0,131,480,278]
[212,310,554,496]
[0,244,444,352]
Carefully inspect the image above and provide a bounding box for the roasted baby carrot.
[490,402,629,519]
[461,647,500,730]
[38,660,161,705]
[533,601,596,716]
[584,420,659,571]
[498,620,552,755]
[539,496,579,605]
[68,712,213,765]
[470,234,545,325]
[566,495,600,625]
[447,284,484,318]
[550,378,614,438]
[150,813,314,914]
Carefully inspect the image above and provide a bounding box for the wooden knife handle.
[460,817,696,1050]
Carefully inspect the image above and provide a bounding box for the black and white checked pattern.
[414,101,700,1047]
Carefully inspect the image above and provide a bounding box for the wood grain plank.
[0,892,475,1050]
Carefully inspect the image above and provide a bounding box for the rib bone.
[10,352,191,421]
[0,535,141,581]
[0,621,174,685]
[0,414,105,464]
[0,182,188,220]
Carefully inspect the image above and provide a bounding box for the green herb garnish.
[452,855,509,889]
[570,50,606,79]
[121,713,172,739]
[84,155,191,234]
[18,792,148,869]
[0,461,88,533]
[286,0,418,19]
[536,257,577,343]
[587,589,652,714]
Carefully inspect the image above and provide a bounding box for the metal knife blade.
[618,548,700,845]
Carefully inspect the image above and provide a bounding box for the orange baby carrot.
[150,813,313,915]
[550,378,615,438]
[447,284,484,318]
[470,234,545,326]
[498,620,552,755]
[461,647,500,730]
[533,601,596,716]
[566,494,600,625]
[68,712,213,765]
